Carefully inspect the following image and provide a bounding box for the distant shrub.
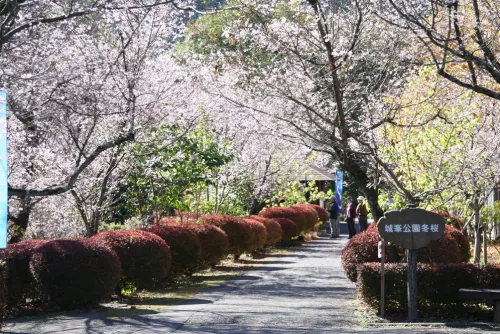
[30,239,121,309]
[242,218,268,251]
[272,218,300,241]
[246,216,282,245]
[308,204,329,223]
[93,230,171,290]
[259,207,307,232]
[165,222,230,268]
[145,225,202,276]
[0,239,50,306]
[201,215,253,258]
[293,204,319,231]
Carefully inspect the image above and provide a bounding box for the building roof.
[297,165,334,182]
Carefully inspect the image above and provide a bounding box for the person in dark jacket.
[328,196,339,238]
[345,197,357,239]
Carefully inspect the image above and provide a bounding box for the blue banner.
[0,90,7,248]
[335,171,343,214]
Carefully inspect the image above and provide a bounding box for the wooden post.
[380,239,385,318]
[407,249,418,322]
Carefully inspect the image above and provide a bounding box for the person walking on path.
[345,197,357,239]
[356,196,369,232]
[328,196,340,238]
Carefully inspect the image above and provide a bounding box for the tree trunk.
[8,198,33,243]
[341,153,384,221]
[473,197,481,264]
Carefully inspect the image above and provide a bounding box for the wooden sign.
[377,208,445,250]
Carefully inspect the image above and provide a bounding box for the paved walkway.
[3,237,498,333]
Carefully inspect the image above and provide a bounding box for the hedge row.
[0,203,323,311]
[342,223,471,282]
[357,263,500,314]
[0,260,6,329]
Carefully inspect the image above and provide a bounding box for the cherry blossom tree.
[178,0,416,220]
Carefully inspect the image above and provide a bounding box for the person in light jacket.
[356,196,369,232]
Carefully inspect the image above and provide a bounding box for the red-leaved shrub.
[344,221,469,282]
[200,215,253,258]
[0,239,51,306]
[272,218,300,241]
[165,222,230,268]
[30,239,121,309]
[417,226,462,264]
[357,263,500,314]
[308,204,329,223]
[259,207,307,232]
[145,225,202,275]
[341,230,383,282]
[0,260,6,328]
[294,204,319,231]
[242,218,268,251]
[93,230,171,289]
[444,224,471,263]
[246,216,282,245]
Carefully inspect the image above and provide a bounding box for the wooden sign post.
[377,206,445,322]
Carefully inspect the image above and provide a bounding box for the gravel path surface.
[3,237,499,333]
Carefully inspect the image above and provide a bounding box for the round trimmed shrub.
[165,222,229,268]
[93,230,171,290]
[272,218,300,241]
[200,215,253,258]
[417,226,462,264]
[246,216,282,245]
[242,218,267,251]
[444,224,471,263]
[294,204,319,231]
[30,239,121,309]
[145,225,202,276]
[259,207,308,232]
[0,239,51,306]
[309,204,329,223]
[341,230,382,282]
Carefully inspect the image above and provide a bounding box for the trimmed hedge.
[165,222,230,269]
[341,230,383,282]
[308,204,329,223]
[246,216,282,245]
[259,207,308,232]
[93,230,172,290]
[30,239,121,309]
[145,225,202,276]
[357,263,500,313]
[344,221,469,282]
[272,218,300,241]
[0,260,6,329]
[293,204,319,231]
[0,239,51,306]
[201,215,253,258]
[242,218,268,251]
